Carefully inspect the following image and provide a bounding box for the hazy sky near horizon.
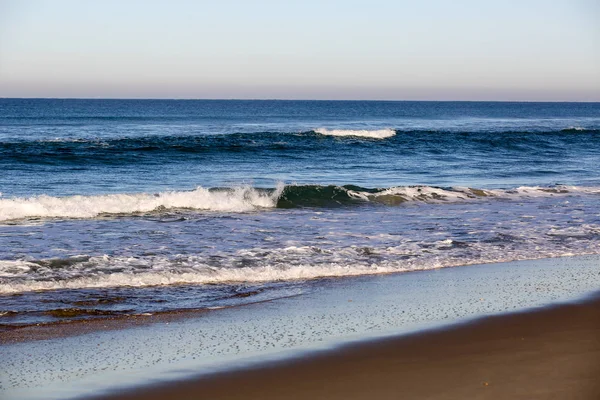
[0,0,599,100]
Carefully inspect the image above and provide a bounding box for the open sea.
[1,99,599,326]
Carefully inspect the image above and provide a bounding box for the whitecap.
[0,185,283,221]
[314,128,396,139]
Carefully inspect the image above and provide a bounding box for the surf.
[0,185,283,221]
[1,184,599,222]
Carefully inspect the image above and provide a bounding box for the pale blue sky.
[0,0,598,100]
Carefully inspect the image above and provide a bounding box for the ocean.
[1,99,599,326]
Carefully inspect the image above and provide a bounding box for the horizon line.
[1,97,599,103]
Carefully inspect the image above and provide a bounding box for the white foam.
[315,128,396,139]
[3,227,600,294]
[0,262,393,294]
[1,184,598,222]
[0,253,573,294]
[564,126,587,131]
[370,185,600,203]
[371,186,485,202]
[0,185,282,221]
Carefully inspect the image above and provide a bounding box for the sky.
[0,0,599,101]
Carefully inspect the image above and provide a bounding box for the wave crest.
[1,184,598,222]
[314,128,396,139]
[0,185,282,221]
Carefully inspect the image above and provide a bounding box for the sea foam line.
[2,245,599,294]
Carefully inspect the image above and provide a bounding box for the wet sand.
[0,309,209,345]
[96,293,600,400]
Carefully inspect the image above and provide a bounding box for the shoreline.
[0,291,304,345]
[2,254,598,345]
[2,255,600,400]
[0,308,210,345]
[94,290,600,400]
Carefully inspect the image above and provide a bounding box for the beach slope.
[98,293,600,400]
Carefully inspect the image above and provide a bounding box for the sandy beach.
[96,291,600,400]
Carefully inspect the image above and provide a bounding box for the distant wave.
[1,184,599,222]
[1,128,598,165]
[314,128,396,138]
[561,126,588,132]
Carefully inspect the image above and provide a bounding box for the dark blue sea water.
[1,99,599,325]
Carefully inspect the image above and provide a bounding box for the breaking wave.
[1,184,599,222]
[2,128,598,166]
[314,128,396,138]
[0,185,283,221]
